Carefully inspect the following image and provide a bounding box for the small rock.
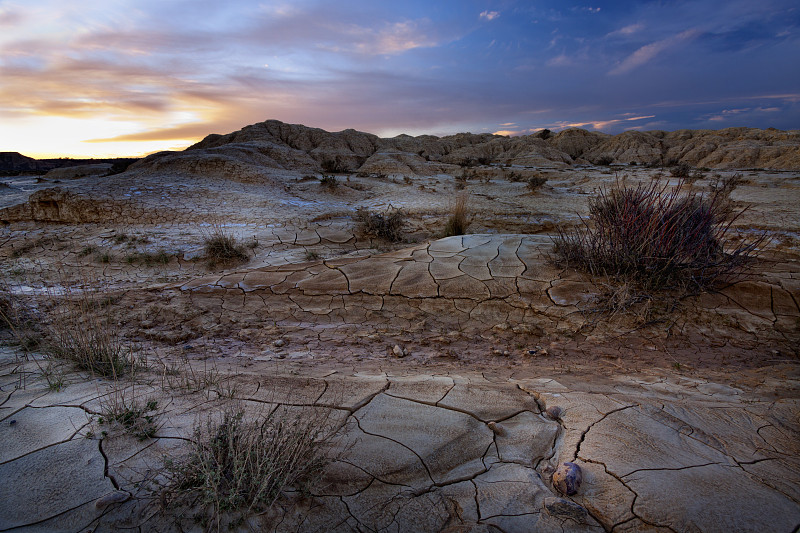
[545,406,562,420]
[9,420,16,426]
[502,350,510,357]
[273,339,285,348]
[95,490,131,510]
[392,344,405,358]
[487,421,506,436]
[543,497,588,522]
[552,462,583,496]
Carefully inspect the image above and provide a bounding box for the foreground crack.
[572,405,636,462]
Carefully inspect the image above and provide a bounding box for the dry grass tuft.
[99,383,161,441]
[161,403,338,529]
[355,208,406,242]
[203,226,249,264]
[42,285,139,377]
[444,193,471,237]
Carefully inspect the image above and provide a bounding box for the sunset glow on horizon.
[1,0,798,159]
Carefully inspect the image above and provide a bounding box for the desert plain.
[1,121,799,532]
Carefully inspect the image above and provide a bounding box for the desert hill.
[129,120,800,180]
[0,152,138,176]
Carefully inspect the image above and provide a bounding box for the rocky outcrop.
[583,127,800,168]
[0,152,46,173]
[43,164,112,180]
[549,129,607,160]
[128,120,800,179]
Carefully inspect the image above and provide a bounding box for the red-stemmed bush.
[553,178,764,293]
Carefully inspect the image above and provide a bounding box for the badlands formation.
[1,120,799,532]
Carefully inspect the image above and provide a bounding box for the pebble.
[392,344,406,358]
[487,421,506,436]
[545,406,563,420]
[95,490,131,510]
[273,339,285,348]
[552,462,583,496]
[543,497,588,522]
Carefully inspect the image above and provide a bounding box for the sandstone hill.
[0,153,138,176]
[129,120,800,180]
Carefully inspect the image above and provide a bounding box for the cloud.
[547,114,656,131]
[546,54,572,67]
[353,21,438,54]
[0,7,23,26]
[606,23,644,38]
[609,29,700,75]
[480,11,499,21]
[706,106,781,122]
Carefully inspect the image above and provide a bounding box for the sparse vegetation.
[710,172,742,198]
[355,208,406,242]
[100,389,160,441]
[319,174,338,190]
[203,226,249,264]
[553,178,764,295]
[321,158,349,174]
[670,162,691,178]
[124,249,176,266]
[78,245,96,257]
[526,175,547,192]
[161,404,337,528]
[96,251,113,263]
[505,170,524,182]
[42,285,139,377]
[444,193,471,237]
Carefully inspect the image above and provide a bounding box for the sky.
[0,0,798,158]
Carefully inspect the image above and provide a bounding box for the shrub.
[355,208,406,242]
[321,158,348,173]
[526,176,547,191]
[505,171,523,182]
[710,173,742,198]
[203,226,249,263]
[162,404,337,528]
[444,193,470,237]
[319,174,338,190]
[670,162,691,178]
[553,178,764,294]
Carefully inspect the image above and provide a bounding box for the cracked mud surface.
[1,163,799,531]
[1,349,798,532]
